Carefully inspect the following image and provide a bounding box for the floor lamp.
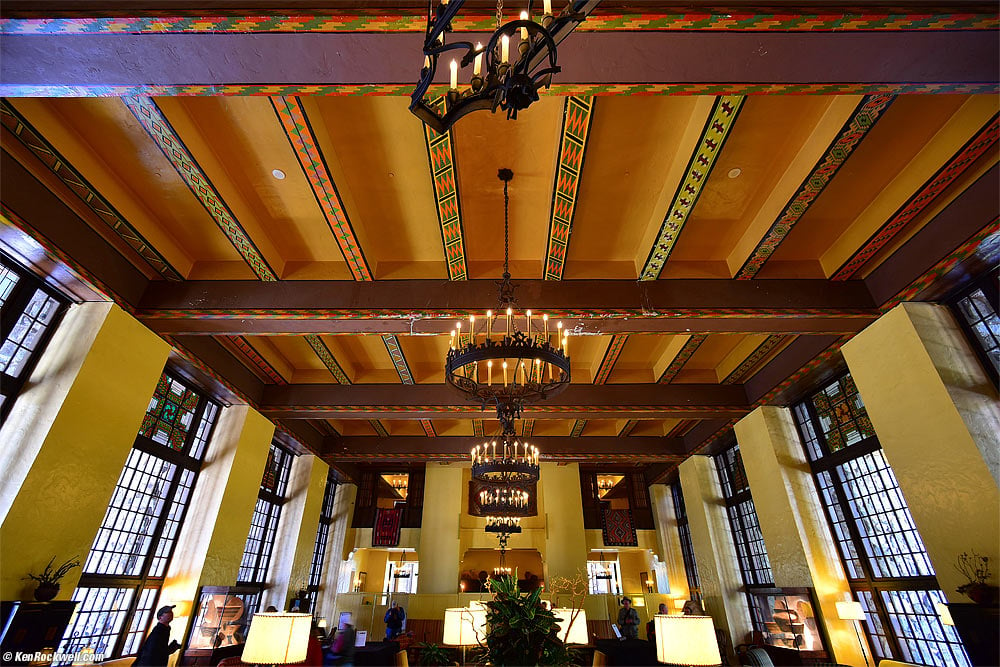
[836,601,870,667]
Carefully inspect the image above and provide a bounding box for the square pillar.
[417,464,463,593]
[735,406,866,665]
[842,302,1000,598]
[1,302,169,600]
[541,462,588,582]
[649,484,689,599]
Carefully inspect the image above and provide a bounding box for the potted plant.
[954,551,999,606]
[24,555,81,601]
[482,574,570,666]
[415,642,454,666]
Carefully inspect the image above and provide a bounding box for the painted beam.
[323,435,686,458]
[423,96,468,281]
[3,31,997,95]
[593,334,628,385]
[544,96,594,280]
[657,334,707,384]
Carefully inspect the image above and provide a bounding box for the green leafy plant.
[483,574,571,666]
[416,642,453,666]
[24,556,81,585]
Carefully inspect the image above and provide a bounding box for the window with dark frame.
[306,472,338,611]
[57,372,220,663]
[792,373,970,666]
[0,253,71,421]
[236,443,294,616]
[714,442,775,632]
[670,482,702,601]
[947,269,999,383]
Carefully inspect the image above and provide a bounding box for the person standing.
[646,603,668,644]
[617,597,639,640]
[134,605,181,666]
[383,600,406,640]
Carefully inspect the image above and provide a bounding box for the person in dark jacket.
[383,600,405,639]
[134,605,181,666]
[617,597,640,640]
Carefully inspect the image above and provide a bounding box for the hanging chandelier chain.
[503,177,510,277]
[496,0,504,31]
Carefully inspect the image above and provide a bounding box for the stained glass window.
[59,371,220,663]
[0,253,69,420]
[793,374,969,665]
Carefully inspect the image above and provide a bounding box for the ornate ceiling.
[2,1,998,482]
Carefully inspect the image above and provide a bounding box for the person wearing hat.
[617,597,639,640]
[134,605,181,666]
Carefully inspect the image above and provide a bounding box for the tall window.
[714,442,774,631]
[793,373,970,666]
[306,472,338,611]
[0,252,70,421]
[237,443,294,616]
[59,372,220,662]
[670,483,701,600]
[948,270,999,382]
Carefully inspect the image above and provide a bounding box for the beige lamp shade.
[934,602,955,626]
[552,608,588,644]
[443,607,486,646]
[654,615,721,666]
[836,601,866,621]
[242,612,312,665]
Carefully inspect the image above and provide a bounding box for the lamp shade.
[935,602,955,626]
[654,615,721,666]
[443,607,486,646]
[552,608,588,644]
[836,601,866,621]
[242,612,312,665]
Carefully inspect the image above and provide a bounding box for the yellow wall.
[0,302,169,600]
[417,464,463,593]
[542,462,588,581]
[317,482,357,619]
[842,302,1000,597]
[270,455,329,609]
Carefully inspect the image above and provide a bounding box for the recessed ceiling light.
[727,167,742,179]
[272,169,286,180]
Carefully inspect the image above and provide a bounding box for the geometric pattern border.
[382,334,415,384]
[271,95,372,281]
[4,13,996,34]
[720,334,788,384]
[122,95,277,281]
[570,419,588,436]
[640,95,745,280]
[6,83,998,98]
[369,419,390,437]
[735,93,896,279]
[618,420,639,437]
[657,334,707,383]
[423,96,468,281]
[831,113,1000,280]
[544,96,594,280]
[420,419,437,437]
[305,334,351,384]
[0,100,183,281]
[230,335,288,385]
[473,419,485,437]
[593,334,628,385]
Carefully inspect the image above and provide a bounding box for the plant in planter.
[954,551,998,606]
[483,574,571,666]
[24,555,81,601]
[416,641,454,666]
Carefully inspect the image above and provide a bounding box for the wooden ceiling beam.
[324,435,686,458]
[258,382,750,419]
[137,278,877,335]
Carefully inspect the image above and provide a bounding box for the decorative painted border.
[230,335,288,385]
[571,420,588,436]
[3,12,995,34]
[882,217,1000,311]
[473,419,485,437]
[271,96,372,281]
[721,335,789,384]
[689,417,742,455]
[139,307,876,321]
[1,101,183,282]
[162,334,255,406]
[736,94,895,279]
[424,97,468,281]
[7,82,996,98]
[544,96,594,280]
[832,114,1000,280]
[369,419,389,437]
[305,334,351,384]
[640,96,745,280]
[1,204,117,304]
[381,334,415,384]
[521,419,535,437]
[657,334,707,383]
[122,96,277,281]
[666,419,696,438]
[618,420,639,437]
[593,334,628,385]
[420,419,437,437]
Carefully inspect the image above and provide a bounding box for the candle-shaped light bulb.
[492,441,497,459]
[487,360,493,386]
[450,59,458,90]
[503,361,508,386]
[535,359,541,384]
[543,313,549,339]
[501,34,510,63]
[506,307,513,337]
[474,42,484,76]
[470,315,476,341]
[456,321,462,347]
[526,310,532,338]
[424,56,431,69]
[544,0,552,15]
[519,10,529,39]
[486,309,493,340]
[470,448,475,461]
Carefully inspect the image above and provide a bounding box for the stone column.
[735,406,866,665]
[317,482,358,619]
[649,484,689,599]
[842,302,1000,598]
[417,464,463,593]
[0,302,169,600]
[541,462,588,582]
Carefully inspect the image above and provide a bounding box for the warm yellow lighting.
[674,598,687,611]
[474,43,484,76]
[543,0,552,15]
[519,10,529,39]
[552,608,588,644]
[242,612,312,665]
[836,601,866,621]
[501,34,510,63]
[443,607,486,646]
[654,615,721,666]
